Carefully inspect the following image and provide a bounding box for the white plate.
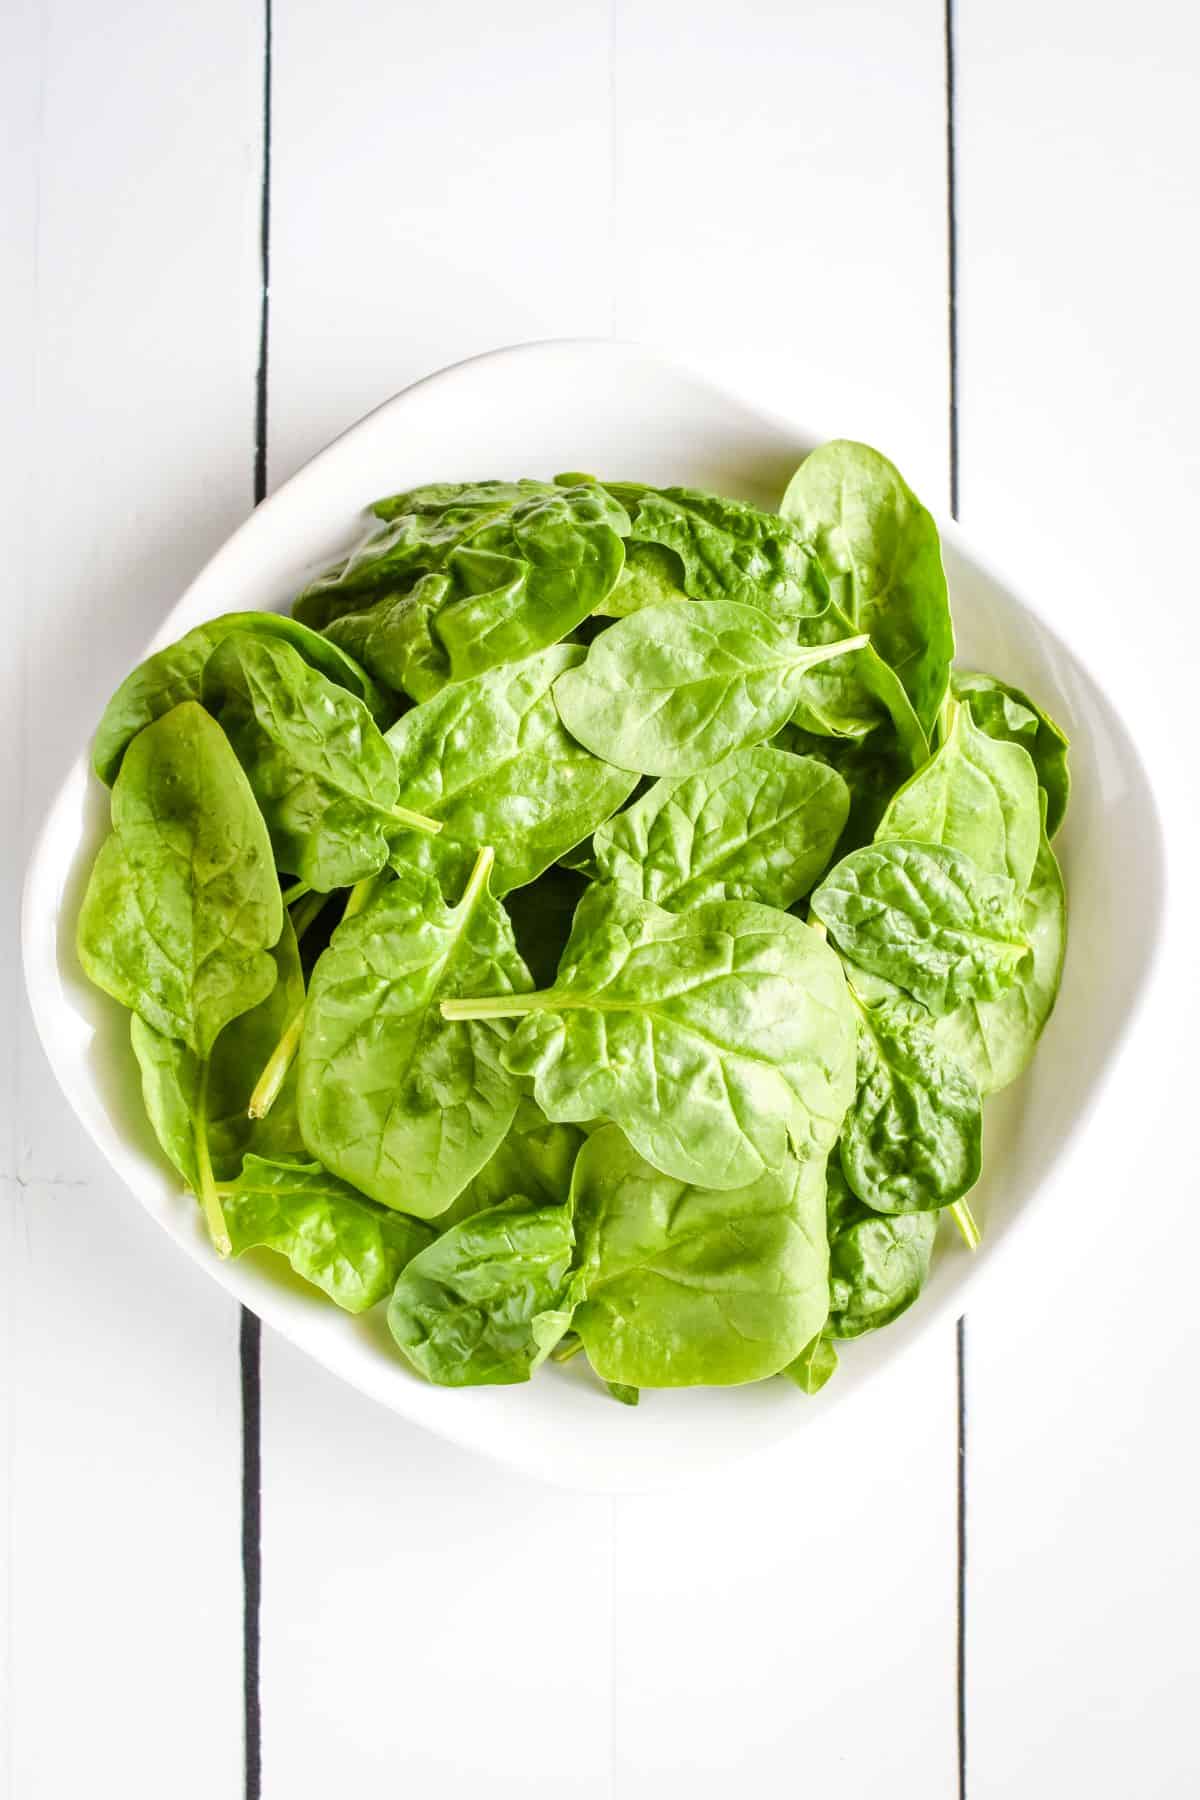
[21,340,1165,1492]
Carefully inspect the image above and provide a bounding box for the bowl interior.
[21,341,1166,1492]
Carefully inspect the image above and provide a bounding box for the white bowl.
[21,340,1165,1492]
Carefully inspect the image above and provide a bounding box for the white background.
[3,2,1198,1795]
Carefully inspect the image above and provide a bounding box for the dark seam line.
[945,0,960,521]
[243,4,272,1798]
[956,1314,968,1800]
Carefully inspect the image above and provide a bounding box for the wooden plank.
[3,2,263,1791]
[955,3,1200,1793]
[262,4,616,1794]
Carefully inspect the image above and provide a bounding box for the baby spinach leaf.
[91,610,391,785]
[130,912,307,1190]
[825,1165,937,1338]
[220,1154,433,1313]
[385,645,638,897]
[811,840,1030,1016]
[840,993,982,1213]
[606,1381,640,1405]
[786,595,930,767]
[877,699,1041,892]
[776,725,915,855]
[597,542,691,616]
[952,669,1070,838]
[553,600,869,776]
[932,825,1066,1093]
[302,485,630,698]
[607,483,829,612]
[388,1195,577,1385]
[437,1094,585,1229]
[781,440,954,736]
[202,632,439,890]
[785,1330,839,1394]
[570,1125,829,1387]
[322,573,454,704]
[298,847,532,1217]
[78,702,282,1056]
[592,747,849,911]
[444,881,857,1193]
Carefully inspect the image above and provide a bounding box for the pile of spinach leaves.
[79,444,1068,1400]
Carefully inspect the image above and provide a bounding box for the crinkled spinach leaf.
[385,644,637,897]
[824,1165,938,1337]
[952,669,1070,839]
[553,600,868,776]
[445,880,857,1192]
[298,848,532,1216]
[571,1125,829,1387]
[388,1195,577,1385]
[437,1094,585,1230]
[593,746,848,911]
[606,482,829,612]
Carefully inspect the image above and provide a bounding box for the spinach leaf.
[776,725,915,855]
[388,1195,577,1385]
[781,440,953,736]
[597,542,690,616]
[220,1154,433,1313]
[298,847,531,1217]
[840,993,982,1213]
[322,573,454,704]
[130,912,307,1189]
[932,825,1066,1093]
[302,485,630,698]
[202,631,439,890]
[825,1165,937,1338]
[444,880,857,1193]
[811,840,1030,1016]
[592,747,849,911]
[785,1331,838,1394]
[437,1094,585,1229]
[570,1125,828,1387]
[877,699,1041,892]
[607,482,829,612]
[91,610,392,785]
[952,669,1070,839]
[385,645,637,897]
[553,600,868,776]
[78,702,282,1055]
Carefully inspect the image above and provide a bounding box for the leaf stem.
[390,803,443,836]
[442,989,556,1022]
[290,890,331,942]
[248,1004,306,1119]
[193,1059,231,1257]
[281,879,311,906]
[950,1198,981,1251]
[456,844,496,914]
[342,872,385,920]
[550,1335,584,1364]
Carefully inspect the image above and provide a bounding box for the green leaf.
[840,994,982,1212]
[932,826,1066,1093]
[608,482,829,612]
[571,1125,829,1387]
[322,573,455,705]
[606,1381,640,1406]
[298,847,532,1217]
[952,669,1070,838]
[597,542,691,616]
[202,631,438,890]
[385,644,637,896]
[592,747,848,911]
[437,1095,585,1229]
[90,610,391,785]
[221,1154,433,1313]
[130,913,307,1189]
[825,1165,937,1338]
[301,484,630,698]
[553,600,869,776]
[445,881,857,1193]
[388,1196,577,1385]
[781,440,954,736]
[877,699,1041,891]
[78,702,281,1057]
[775,725,915,856]
[784,1331,839,1394]
[811,839,1029,1017]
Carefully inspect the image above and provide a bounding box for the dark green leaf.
[826,1166,937,1338]
[608,482,829,611]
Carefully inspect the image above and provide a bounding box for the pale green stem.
[248,1004,305,1120]
[950,1198,981,1251]
[281,879,311,907]
[442,990,556,1022]
[456,843,495,912]
[290,890,331,942]
[551,1335,584,1365]
[193,1059,231,1258]
[390,804,443,836]
[342,872,385,920]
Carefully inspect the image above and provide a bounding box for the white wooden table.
[4,3,1198,1794]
